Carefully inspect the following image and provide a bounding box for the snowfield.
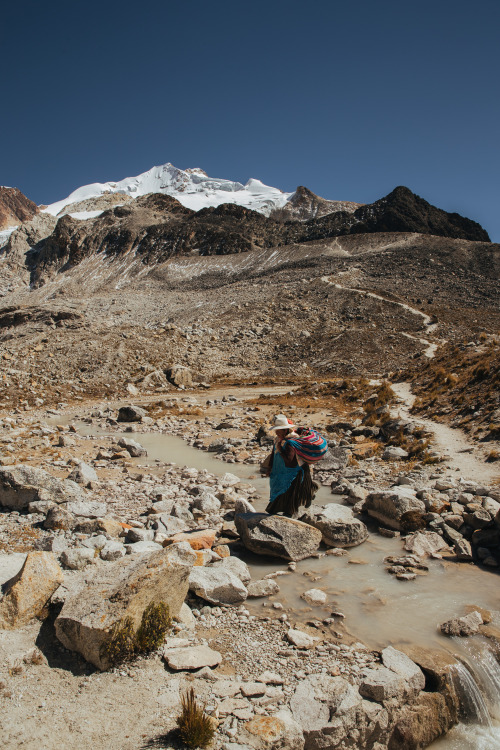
[43,163,294,218]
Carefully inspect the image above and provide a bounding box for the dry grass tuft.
[176,687,215,748]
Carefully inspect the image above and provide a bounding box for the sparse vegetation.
[176,687,215,748]
[100,601,171,667]
[101,617,136,666]
[135,601,172,653]
[403,337,500,442]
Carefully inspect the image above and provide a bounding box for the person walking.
[260,414,318,517]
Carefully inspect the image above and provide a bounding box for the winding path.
[320,276,441,358]
[392,381,500,484]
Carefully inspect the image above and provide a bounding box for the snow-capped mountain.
[43,163,294,218]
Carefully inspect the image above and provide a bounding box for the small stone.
[164,645,222,670]
[241,682,267,697]
[286,628,319,649]
[301,588,327,605]
[258,671,284,685]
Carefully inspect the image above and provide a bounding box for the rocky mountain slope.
[0,187,38,230]
[0,227,498,409]
[0,169,497,411]
[1,185,490,291]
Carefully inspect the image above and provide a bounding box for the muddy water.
[79,426,500,652]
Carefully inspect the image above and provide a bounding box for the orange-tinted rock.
[213,544,230,558]
[169,528,216,550]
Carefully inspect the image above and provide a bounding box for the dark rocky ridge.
[0,187,38,230]
[23,187,490,287]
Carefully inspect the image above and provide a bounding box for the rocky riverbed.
[1,385,499,749]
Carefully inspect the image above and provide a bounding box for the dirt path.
[320,276,441,358]
[392,381,500,484]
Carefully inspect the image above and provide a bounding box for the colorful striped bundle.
[284,428,328,463]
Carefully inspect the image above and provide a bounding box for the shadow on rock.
[35,603,95,676]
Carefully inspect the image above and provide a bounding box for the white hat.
[269,414,296,431]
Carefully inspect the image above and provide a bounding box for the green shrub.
[100,601,171,667]
[135,601,171,653]
[176,687,215,748]
[101,617,136,666]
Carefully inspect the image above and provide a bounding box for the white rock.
[100,541,126,561]
[220,473,241,487]
[60,547,95,570]
[258,671,284,684]
[301,588,327,605]
[212,556,251,584]
[287,628,320,649]
[66,500,107,518]
[125,541,163,555]
[189,566,248,605]
[67,462,98,485]
[164,645,222,670]
[381,646,425,697]
[192,491,221,514]
[174,602,196,629]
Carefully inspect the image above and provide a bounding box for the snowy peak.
[43,162,293,218]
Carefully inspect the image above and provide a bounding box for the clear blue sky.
[3,0,499,240]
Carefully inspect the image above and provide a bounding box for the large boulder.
[0,465,86,511]
[117,405,147,422]
[289,674,367,749]
[381,646,425,699]
[363,488,426,531]
[165,365,193,388]
[301,504,368,548]
[388,692,457,749]
[188,566,248,605]
[0,552,63,629]
[55,542,196,669]
[235,513,322,562]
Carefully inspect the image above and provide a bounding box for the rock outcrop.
[0,186,38,230]
[0,552,63,629]
[55,542,196,669]
[0,465,87,511]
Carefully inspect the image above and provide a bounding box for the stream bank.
[1,385,499,749]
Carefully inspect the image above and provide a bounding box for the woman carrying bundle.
[260,414,323,518]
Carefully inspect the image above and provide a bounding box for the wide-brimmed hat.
[269,414,296,431]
